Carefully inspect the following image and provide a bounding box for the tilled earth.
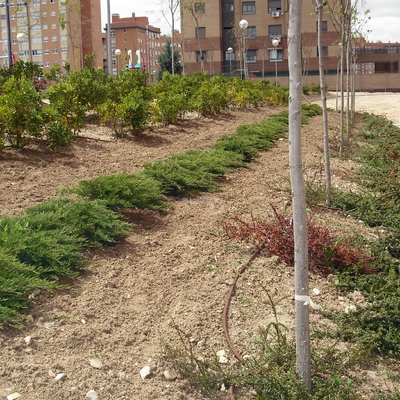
[0,95,398,399]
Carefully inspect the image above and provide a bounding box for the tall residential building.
[105,13,161,76]
[0,0,103,71]
[181,0,340,81]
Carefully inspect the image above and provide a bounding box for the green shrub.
[26,198,132,247]
[45,120,74,151]
[0,249,56,329]
[0,216,86,280]
[0,76,46,149]
[72,174,167,211]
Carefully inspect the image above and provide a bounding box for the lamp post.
[17,32,25,61]
[272,37,280,87]
[115,48,121,75]
[239,19,248,79]
[227,47,233,75]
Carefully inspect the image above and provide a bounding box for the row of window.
[9,48,67,55]
[195,46,329,63]
[195,22,328,39]
[110,29,161,40]
[196,49,283,63]
[8,0,57,6]
[195,0,282,14]
[7,35,68,43]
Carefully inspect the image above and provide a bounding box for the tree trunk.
[316,0,331,205]
[288,0,312,394]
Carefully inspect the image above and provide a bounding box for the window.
[317,46,328,57]
[111,40,116,47]
[196,51,206,62]
[60,35,67,41]
[45,62,50,67]
[42,11,48,17]
[246,49,257,63]
[52,35,57,42]
[246,26,256,39]
[316,21,328,32]
[112,59,117,66]
[52,48,58,54]
[61,47,67,54]
[50,11,56,16]
[44,49,49,54]
[1,15,6,20]
[268,24,282,37]
[43,36,49,42]
[50,0,55,3]
[269,48,283,61]
[222,2,233,12]
[51,23,56,29]
[43,24,48,29]
[110,29,115,37]
[32,37,41,44]
[268,0,281,12]
[195,27,206,38]
[32,49,42,56]
[194,2,205,13]
[242,1,255,14]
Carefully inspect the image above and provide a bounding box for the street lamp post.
[272,38,280,87]
[17,32,25,62]
[239,19,248,79]
[115,48,121,75]
[227,47,233,75]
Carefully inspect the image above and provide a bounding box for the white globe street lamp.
[115,48,121,75]
[239,19,248,79]
[227,47,233,74]
[17,32,25,61]
[272,38,280,87]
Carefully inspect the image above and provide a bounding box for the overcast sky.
[99,0,400,43]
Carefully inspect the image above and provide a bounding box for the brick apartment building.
[105,13,162,77]
[0,0,103,71]
[181,0,340,80]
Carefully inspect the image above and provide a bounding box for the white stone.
[54,373,66,381]
[218,355,228,364]
[140,365,152,379]
[89,358,103,369]
[7,393,21,400]
[345,305,357,314]
[24,335,32,345]
[312,288,320,295]
[216,350,226,357]
[163,369,177,381]
[86,389,99,400]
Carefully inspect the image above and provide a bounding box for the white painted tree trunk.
[288,0,312,394]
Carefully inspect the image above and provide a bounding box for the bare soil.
[0,93,399,400]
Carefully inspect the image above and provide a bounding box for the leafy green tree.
[157,38,182,80]
[0,76,46,149]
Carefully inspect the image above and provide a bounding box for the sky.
[99,0,400,43]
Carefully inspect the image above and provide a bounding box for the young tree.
[161,0,180,75]
[316,0,332,205]
[157,38,183,80]
[288,0,312,393]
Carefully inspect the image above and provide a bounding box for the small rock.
[163,369,177,381]
[54,373,66,381]
[345,305,357,314]
[140,365,152,379]
[48,369,56,377]
[89,358,103,369]
[86,389,99,400]
[24,335,32,346]
[312,288,320,295]
[216,350,226,357]
[7,393,21,400]
[218,355,228,364]
[117,371,129,381]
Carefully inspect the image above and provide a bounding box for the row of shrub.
[0,60,289,151]
[0,103,322,329]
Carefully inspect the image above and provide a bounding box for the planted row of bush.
[0,104,322,328]
[323,113,400,358]
[0,60,290,151]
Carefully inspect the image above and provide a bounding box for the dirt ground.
[0,93,399,400]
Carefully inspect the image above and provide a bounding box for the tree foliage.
[157,38,183,80]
